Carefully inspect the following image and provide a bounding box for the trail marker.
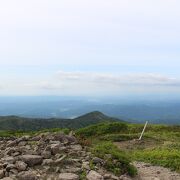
[139,121,148,140]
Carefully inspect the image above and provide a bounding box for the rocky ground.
[0,132,132,180]
[1,132,179,180]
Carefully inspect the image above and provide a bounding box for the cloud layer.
[55,71,179,86]
[0,70,180,96]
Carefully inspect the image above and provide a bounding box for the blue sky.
[0,0,180,96]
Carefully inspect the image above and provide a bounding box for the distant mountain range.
[0,97,179,125]
[0,111,124,131]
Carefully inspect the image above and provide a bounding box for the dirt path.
[114,141,180,180]
[133,161,180,180]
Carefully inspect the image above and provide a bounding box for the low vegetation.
[76,122,128,137]
[92,141,137,176]
[77,122,138,176]
[76,122,180,173]
[133,146,180,172]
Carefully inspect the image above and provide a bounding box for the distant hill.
[0,111,124,131]
[74,111,122,124]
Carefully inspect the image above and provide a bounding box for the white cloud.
[24,81,63,90]
[55,71,180,87]
[0,70,180,95]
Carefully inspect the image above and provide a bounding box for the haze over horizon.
[0,0,180,97]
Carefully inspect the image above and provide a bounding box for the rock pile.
[0,133,131,180]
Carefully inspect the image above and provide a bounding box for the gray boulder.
[20,155,43,167]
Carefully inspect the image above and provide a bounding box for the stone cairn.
[0,133,131,180]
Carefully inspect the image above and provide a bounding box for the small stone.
[58,173,79,180]
[12,151,21,157]
[50,144,62,155]
[0,170,4,178]
[6,164,16,171]
[144,164,151,167]
[15,161,27,171]
[7,140,17,147]
[42,159,54,166]
[119,175,132,180]
[111,174,119,180]
[18,171,38,180]
[82,161,90,170]
[92,157,104,164]
[9,168,18,175]
[55,167,60,173]
[18,141,27,146]
[104,174,111,179]
[54,155,67,164]
[1,177,14,180]
[86,170,103,180]
[2,156,15,164]
[31,136,41,141]
[61,167,81,174]
[70,145,82,151]
[41,151,51,159]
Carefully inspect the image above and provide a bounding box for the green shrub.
[92,142,137,176]
[76,122,128,138]
[80,170,86,180]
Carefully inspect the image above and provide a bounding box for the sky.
[0,0,180,96]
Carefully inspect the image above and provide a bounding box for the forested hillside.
[0,111,123,131]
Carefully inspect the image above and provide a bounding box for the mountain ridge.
[0,111,124,131]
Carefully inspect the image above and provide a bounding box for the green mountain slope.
[0,111,124,131]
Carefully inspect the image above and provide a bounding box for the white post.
[139,121,148,140]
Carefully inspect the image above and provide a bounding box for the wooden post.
[139,121,148,140]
